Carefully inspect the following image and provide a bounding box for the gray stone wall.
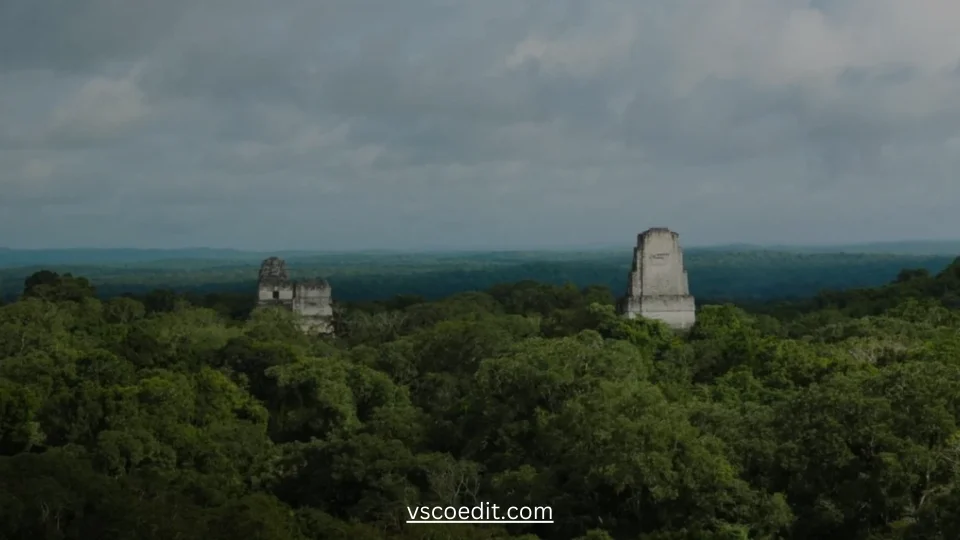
[293,281,334,334]
[256,258,334,335]
[258,286,295,303]
[618,228,696,330]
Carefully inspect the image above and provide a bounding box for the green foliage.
[3,261,960,539]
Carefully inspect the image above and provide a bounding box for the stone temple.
[617,227,696,330]
[256,257,334,334]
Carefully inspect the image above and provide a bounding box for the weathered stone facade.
[617,227,696,330]
[256,257,334,334]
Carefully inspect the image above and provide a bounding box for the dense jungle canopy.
[3,257,960,539]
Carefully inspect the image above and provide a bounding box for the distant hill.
[0,248,257,267]
[0,248,336,268]
[1,239,958,270]
[691,240,960,256]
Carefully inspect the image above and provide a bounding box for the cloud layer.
[2,0,959,249]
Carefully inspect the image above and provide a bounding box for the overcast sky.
[1,0,959,250]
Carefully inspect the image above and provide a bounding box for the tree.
[23,271,96,303]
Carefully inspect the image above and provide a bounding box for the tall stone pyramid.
[616,227,696,330]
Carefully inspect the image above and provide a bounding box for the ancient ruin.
[617,227,696,330]
[256,257,334,334]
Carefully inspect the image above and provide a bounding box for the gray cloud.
[1,0,959,250]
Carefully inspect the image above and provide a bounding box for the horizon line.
[3,238,960,253]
